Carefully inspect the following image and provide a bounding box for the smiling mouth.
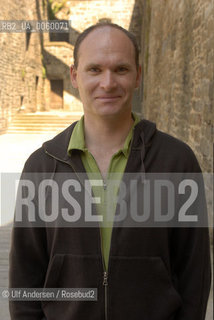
[95,96,121,100]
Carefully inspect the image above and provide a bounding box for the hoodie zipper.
[99,126,137,320]
[100,226,108,320]
[45,149,109,319]
[103,270,108,320]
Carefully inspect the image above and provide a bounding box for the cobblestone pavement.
[0,133,213,319]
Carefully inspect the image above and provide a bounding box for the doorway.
[50,79,63,109]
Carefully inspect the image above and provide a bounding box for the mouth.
[95,96,121,101]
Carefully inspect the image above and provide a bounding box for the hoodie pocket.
[108,256,182,320]
[41,254,104,320]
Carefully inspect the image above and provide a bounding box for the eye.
[116,66,129,74]
[89,67,101,73]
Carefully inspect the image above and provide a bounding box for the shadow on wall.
[43,49,80,101]
[129,0,143,113]
[35,0,81,103]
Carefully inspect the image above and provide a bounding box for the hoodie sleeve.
[168,148,212,320]
[151,131,212,320]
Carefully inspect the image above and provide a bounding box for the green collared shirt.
[67,113,140,269]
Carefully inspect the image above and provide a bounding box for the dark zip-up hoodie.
[9,119,211,320]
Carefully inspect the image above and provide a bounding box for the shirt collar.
[67,115,86,153]
[67,113,140,158]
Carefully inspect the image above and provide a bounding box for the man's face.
[71,27,141,118]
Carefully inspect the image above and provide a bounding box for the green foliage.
[47,0,66,20]
[42,66,47,79]
[40,54,47,79]
[21,69,26,80]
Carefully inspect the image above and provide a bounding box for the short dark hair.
[73,22,139,70]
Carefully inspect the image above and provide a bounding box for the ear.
[135,65,142,89]
[70,65,78,88]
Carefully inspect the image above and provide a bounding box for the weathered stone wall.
[140,0,214,174]
[0,0,47,132]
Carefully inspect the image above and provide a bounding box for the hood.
[43,121,78,163]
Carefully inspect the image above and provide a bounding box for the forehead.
[77,27,136,67]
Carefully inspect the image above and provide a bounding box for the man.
[9,23,211,320]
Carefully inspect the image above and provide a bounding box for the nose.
[100,70,117,91]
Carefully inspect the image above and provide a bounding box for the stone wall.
[137,0,213,236]
[139,0,214,174]
[0,0,47,132]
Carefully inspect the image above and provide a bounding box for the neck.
[84,112,134,152]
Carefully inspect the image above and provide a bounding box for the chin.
[95,102,129,116]
[96,107,123,117]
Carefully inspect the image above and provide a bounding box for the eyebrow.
[84,62,133,70]
[85,64,102,70]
